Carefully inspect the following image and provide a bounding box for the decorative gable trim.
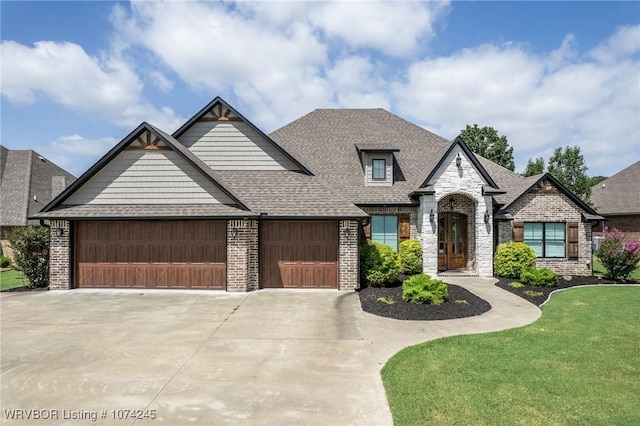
[418,136,499,189]
[38,122,250,214]
[172,97,312,175]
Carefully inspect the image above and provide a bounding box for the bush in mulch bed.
[495,275,640,306]
[358,275,491,321]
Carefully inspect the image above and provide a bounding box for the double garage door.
[74,220,338,289]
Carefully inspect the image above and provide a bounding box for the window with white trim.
[524,222,565,258]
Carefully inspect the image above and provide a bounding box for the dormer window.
[372,159,386,180]
[355,144,399,187]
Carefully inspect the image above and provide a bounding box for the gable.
[64,148,235,205]
[426,145,491,197]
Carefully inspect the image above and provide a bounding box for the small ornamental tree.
[8,226,50,288]
[596,227,640,280]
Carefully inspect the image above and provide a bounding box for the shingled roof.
[591,161,640,215]
[1,146,75,226]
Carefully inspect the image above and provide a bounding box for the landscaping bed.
[495,275,640,306]
[358,279,491,321]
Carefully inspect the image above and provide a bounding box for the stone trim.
[339,220,359,291]
[49,219,71,290]
[226,219,258,292]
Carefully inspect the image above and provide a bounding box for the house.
[34,98,602,291]
[591,161,640,242]
[1,146,75,256]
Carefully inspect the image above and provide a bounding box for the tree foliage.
[460,124,515,171]
[523,157,545,177]
[547,146,592,204]
[8,226,49,288]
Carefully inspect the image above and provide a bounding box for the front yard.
[382,286,640,425]
[0,269,28,291]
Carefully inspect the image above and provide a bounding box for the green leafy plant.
[596,227,640,280]
[8,226,49,288]
[398,239,422,275]
[524,290,544,297]
[454,299,469,305]
[402,274,448,305]
[377,296,395,305]
[509,282,524,289]
[0,256,11,268]
[360,241,400,287]
[494,242,537,278]
[520,267,559,287]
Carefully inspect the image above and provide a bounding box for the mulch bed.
[358,279,491,321]
[495,275,640,306]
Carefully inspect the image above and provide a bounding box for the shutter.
[512,222,524,242]
[568,222,579,259]
[363,222,371,239]
[399,214,411,242]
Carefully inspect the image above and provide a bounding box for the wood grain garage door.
[75,221,226,289]
[260,221,338,289]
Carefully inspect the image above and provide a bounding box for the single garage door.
[75,220,226,289]
[260,221,338,288]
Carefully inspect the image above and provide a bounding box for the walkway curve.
[363,277,542,368]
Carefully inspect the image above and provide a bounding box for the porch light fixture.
[448,198,454,210]
[484,210,490,224]
[344,227,352,237]
[456,153,462,168]
[429,209,435,222]
[230,228,239,240]
[55,228,64,237]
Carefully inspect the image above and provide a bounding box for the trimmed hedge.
[494,242,537,279]
[360,241,400,287]
[398,239,422,275]
[402,274,448,305]
[520,267,559,287]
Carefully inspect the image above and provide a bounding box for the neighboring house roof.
[591,161,640,216]
[0,145,75,227]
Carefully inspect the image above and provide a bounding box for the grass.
[593,255,640,281]
[0,269,29,291]
[382,287,640,425]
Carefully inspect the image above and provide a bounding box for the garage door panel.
[260,221,338,289]
[76,221,226,289]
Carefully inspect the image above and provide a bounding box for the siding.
[363,152,393,186]
[178,121,299,171]
[65,150,234,205]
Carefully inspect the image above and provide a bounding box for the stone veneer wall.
[339,220,359,291]
[438,194,477,270]
[498,192,592,276]
[49,219,71,290]
[359,206,419,240]
[226,219,258,292]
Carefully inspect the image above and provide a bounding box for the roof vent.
[602,183,606,189]
[38,155,46,162]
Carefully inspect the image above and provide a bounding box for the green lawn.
[593,256,640,281]
[0,269,28,291]
[382,287,640,425]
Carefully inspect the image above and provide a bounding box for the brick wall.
[339,220,359,291]
[226,219,258,292]
[49,219,70,290]
[596,215,640,242]
[500,192,593,276]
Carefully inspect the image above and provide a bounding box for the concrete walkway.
[1,279,541,425]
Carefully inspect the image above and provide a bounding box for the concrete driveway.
[1,279,540,425]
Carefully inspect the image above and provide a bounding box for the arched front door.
[437,213,467,270]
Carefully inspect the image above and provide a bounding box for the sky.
[1,1,639,178]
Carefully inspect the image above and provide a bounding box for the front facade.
[35,98,601,291]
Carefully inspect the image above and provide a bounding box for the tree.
[547,146,592,204]
[523,157,545,177]
[8,226,49,288]
[588,175,607,188]
[460,124,515,171]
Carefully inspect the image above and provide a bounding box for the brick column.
[339,220,359,291]
[226,219,258,292]
[49,220,70,290]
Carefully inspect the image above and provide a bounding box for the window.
[372,159,386,180]
[371,215,398,251]
[524,223,565,258]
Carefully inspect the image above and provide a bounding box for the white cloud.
[37,134,119,176]
[589,25,640,64]
[0,40,183,130]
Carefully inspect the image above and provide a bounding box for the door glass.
[438,216,445,254]
[452,215,463,254]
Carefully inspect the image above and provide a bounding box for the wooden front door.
[437,213,467,271]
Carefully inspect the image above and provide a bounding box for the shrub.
[377,296,395,305]
[524,290,544,297]
[8,226,49,288]
[402,274,448,305]
[509,282,524,289]
[360,241,400,287]
[0,256,11,268]
[596,227,640,280]
[494,242,537,278]
[398,239,422,275]
[520,267,559,287]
